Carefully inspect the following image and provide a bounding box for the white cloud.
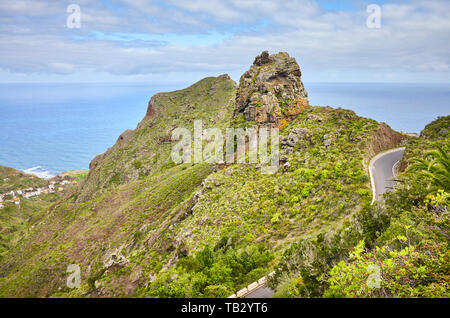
[0,0,54,16]
[0,0,449,83]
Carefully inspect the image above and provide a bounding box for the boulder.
[306,114,322,122]
[233,51,308,127]
[323,133,333,147]
[281,127,312,148]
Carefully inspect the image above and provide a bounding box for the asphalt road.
[244,285,275,298]
[370,147,405,202]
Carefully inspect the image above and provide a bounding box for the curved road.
[369,147,405,204]
[243,147,405,298]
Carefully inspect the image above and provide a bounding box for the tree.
[406,145,450,192]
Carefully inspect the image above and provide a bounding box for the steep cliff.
[0,51,429,299]
[233,51,308,127]
[77,75,236,202]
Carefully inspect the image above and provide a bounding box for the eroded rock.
[323,134,333,147]
[233,51,308,127]
[281,127,312,148]
[103,247,128,270]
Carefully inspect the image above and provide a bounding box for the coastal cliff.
[0,52,447,298]
[78,75,236,202]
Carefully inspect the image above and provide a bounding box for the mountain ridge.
[0,51,447,298]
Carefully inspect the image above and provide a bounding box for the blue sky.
[0,0,449,84]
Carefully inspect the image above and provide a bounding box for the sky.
[0,0,449,84]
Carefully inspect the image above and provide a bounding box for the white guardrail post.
[228,271,275,298]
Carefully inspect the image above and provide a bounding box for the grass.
[0,81,445,298]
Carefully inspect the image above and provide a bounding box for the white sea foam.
[23,166,56,180]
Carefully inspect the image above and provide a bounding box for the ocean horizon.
[0,81,449,179]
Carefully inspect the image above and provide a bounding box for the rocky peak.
[233,51,308,127]
[253,50,271,66]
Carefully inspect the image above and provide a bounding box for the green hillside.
[0,166,58,262]
[77,75,236,202]
[0,166,47,193]
[0,105,407,297]
[272,117,449,297]
[0,52,447,298]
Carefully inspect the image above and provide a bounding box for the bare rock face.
[233,51,309,127]
[365,123,405,165]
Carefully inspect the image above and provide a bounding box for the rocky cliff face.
[77,75,237,202]
[233,51,309,127]
[364,123,405,165]
[1,51,429,298]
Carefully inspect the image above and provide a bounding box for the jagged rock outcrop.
[233,51,309,127]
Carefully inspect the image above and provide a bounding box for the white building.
[24,192,38,199]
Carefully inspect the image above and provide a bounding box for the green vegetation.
[139,243,274,297]
[406,146,449,191]
[271,116,449,298]
[57,170,89,182]
[0,194,58,261]
[0,103,394,297]
[77,75,236,202]
[0,166,59,262]
[0,165,47,193]
[325,241,448,298]
[420,115,449,140]
[0,76,447,298]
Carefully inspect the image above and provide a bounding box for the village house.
[0,180,63,202]
[24,191,39,199]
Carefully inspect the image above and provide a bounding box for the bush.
[324,241,450,298]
